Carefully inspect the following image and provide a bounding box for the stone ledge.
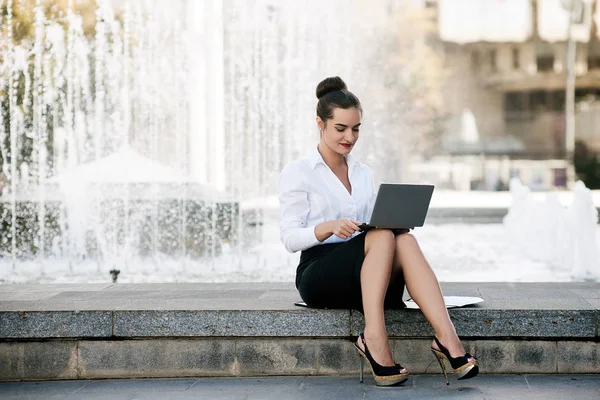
[1,338,599,381]
[0,311,113,339]
[0,282,598,340]
[114,309,350,337]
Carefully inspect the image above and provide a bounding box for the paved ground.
[2,282,599,312]
[1,375,599,400]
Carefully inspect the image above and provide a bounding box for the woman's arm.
[278,163,361,252]
[315,219,361,241]
[314,221,334,242]
[278,164,324,253]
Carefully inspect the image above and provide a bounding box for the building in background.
[413,0,600,190]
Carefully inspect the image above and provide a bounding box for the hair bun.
[316,76,347,99]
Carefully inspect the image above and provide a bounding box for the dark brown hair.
[316,76,361,124]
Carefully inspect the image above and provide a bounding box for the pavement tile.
[2,375,600,400]
[112,298,300,310]
[524,373,600,391]
[48,289,266,301]
[583,298,600,310]
[0,284,114,292]
[0,299,134,311]
[574,288,600,299]
[480,297,594,310]
[76,378,197,393]
[0,380,90,397]
[0,291,61,301]
[478,288,581,300]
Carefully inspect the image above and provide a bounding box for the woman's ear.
[316,116,325,132]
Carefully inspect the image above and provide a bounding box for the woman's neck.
[318,142,346,170]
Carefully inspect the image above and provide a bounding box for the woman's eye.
[353,128,360,132]
[336,128,344,132]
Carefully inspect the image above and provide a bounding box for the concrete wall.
[1,338,599,381]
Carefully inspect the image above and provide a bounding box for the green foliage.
[0,199,240,259]
[0,0,99,185]
[1,0,98,45]
[574,140,600,189]
[0,200,62,258]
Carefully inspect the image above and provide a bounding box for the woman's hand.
[314,218,361,242]
[329,218,361,240]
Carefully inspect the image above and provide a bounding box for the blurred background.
[1,0,599,284]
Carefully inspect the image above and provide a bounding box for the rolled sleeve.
[278,165,322,253]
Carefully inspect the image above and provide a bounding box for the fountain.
[0,0,405,282]
[503,177,600,281]
[0,0,237,279]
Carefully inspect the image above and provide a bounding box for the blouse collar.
[308,147,359,170]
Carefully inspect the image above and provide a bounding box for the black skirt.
[295,232,406,312]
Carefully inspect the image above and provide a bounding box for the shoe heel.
[354,332,408,387]
[358,353,364,383]
[431,349,450,386]
[431,337,479,384]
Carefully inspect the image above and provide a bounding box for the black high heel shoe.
[354,332,409,386]
[430,337,479,385]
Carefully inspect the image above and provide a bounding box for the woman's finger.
[334,228,347,239]
[345,220,360,231]
[336,227,350,239]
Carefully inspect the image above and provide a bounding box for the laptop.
[358,183,434,231]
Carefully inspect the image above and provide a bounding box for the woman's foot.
[355,332,408,374]
[431,335,475,363]
[430,336,479,385]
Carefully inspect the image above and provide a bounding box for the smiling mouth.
[340,143,353,147]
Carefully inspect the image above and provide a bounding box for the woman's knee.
[395,232,418,248]
[364,228,395,253]
[392,233,418,269]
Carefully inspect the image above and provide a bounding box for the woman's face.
[318,107,361,156]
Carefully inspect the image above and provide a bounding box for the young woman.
[278,76,478,386]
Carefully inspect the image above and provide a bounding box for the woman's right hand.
[329,218,361,240]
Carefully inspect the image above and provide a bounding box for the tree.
[574,139,600,189]
[0,0,98,188]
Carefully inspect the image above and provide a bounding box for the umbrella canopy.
[48,146,192,185]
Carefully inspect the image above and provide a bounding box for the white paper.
[294,296,484,310]
[404,296,484,310]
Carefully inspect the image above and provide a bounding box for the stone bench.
[1,282,599,381]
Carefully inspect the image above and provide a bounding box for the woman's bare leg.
[356,229,406,371]
[392,233,472,359]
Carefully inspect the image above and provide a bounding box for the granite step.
[0,282,599,381]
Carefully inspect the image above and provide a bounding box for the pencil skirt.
[295,231,406,312]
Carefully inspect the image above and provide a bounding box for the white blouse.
[278,148,377,253]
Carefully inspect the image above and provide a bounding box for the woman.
[278,76,478,386]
